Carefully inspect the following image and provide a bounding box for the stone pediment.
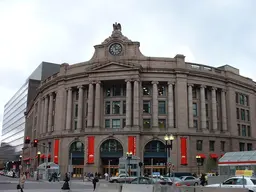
[87,62,141,72]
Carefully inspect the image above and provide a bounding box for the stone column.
[94,82,101,127]
[77,86,84,130]
[168,82,174,128]
[125,79,132,127]
[40,98,45,135]
[133,80,140,127]
[65,87,73,130]
[44,96,49,133]
[152,81,159,127]
[87,83,94,128]
[200,85,206,129]
[211,87,218,131]
[47,93,54,132]
[221,89,227,131]
[188,84,193,128]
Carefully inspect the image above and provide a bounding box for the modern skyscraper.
[0,62,60,160]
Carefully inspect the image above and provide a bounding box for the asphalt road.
[0,175,95,191]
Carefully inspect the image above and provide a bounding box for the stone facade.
[23,24,256,176]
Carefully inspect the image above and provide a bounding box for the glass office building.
[1,82,28,153]
[0,62,60,159]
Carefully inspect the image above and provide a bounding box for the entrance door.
[72,167,83,178]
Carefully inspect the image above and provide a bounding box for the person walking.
[61,173,70,190]
[19,172,26,192]
[92,175,99,191]
[200,173,207,186]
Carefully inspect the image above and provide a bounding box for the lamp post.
[164,134,174,177]
[108,160,112,181]
[125,152,132,184]
[19,155,22,177]
[37,151,41,180]
[196,155,204,176]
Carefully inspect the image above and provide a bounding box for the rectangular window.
[74,120,77,130]
[105,88,111,97]
[143,101,151,113]
[123,101,126,114]
[123,84,126,96]
[209,140,215,151]
[158,101,166,114]
[206,120,209,129]
[193,103,197,116]
[48,142,52,153]
[192,88,197,99]
[143,119,151,129]
[240,94,244,105]
[193,120,198,129]
[206,104,209,117]
[247,143,253,151]
[112,101,121,114]
[74,104,78,118]
[75,90,79,100]
[205,89,208,100]
[241,125,246,136]
[105,119,110,128]
[246,110,250,121]
[241,109,245,120]
[143,85,151,96]
[247,126,251,137]
[236,108,240,119]
[237,124,241,136]
[196,140,203,151]
[239,142,245,151]
[158,119,166,128]
[112,119,121,129]
[158,85,166,96]
[235,93,239,104]
[245,95,248,106]
[122,119,126,128]
[221,141,225,152]
[113,85,121,96]
[105,101,110,114]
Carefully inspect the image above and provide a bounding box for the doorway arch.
[69,141,84,178]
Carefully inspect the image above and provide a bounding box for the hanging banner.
[87,136,95,164]
[128,136,136,155]
[180,137,188,165]
[54,139,60,164]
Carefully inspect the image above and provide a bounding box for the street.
[0,175,95,191]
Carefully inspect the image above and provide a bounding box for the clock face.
[109,43,122,55]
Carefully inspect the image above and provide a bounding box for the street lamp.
[37,151,41,180]
[164,134,174,177]
[196,155,204,176]
[126,152,132,176]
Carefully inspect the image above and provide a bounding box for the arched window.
[69,141,84,165]
[100,139,123,152]
[144,140,165,152]
[69,141,84,153]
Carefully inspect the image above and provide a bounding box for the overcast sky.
[0,0,255,141]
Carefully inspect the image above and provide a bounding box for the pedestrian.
[61,173,70,190]
[92,175,99,191]
[200,173,206,186]
[18,172,26,192]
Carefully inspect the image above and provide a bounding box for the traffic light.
[25,137,30,144]
[33,139,38,147]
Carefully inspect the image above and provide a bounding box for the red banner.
[128,136,136,155]
[87,136,95,164]
[180,137,188,165]
[54,139,60,164]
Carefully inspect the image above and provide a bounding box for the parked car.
[206,176,256,192]
[130,177,156,184]
[109,174,136,183]
[166,172,193,178]
[180,176,200,186]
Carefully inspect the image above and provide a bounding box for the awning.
[23,158,30,161]
[210,154,218,159]
[48,154,51,158]
[197,154,206,159]
[40,154,45,159]
[218,151,256,165]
